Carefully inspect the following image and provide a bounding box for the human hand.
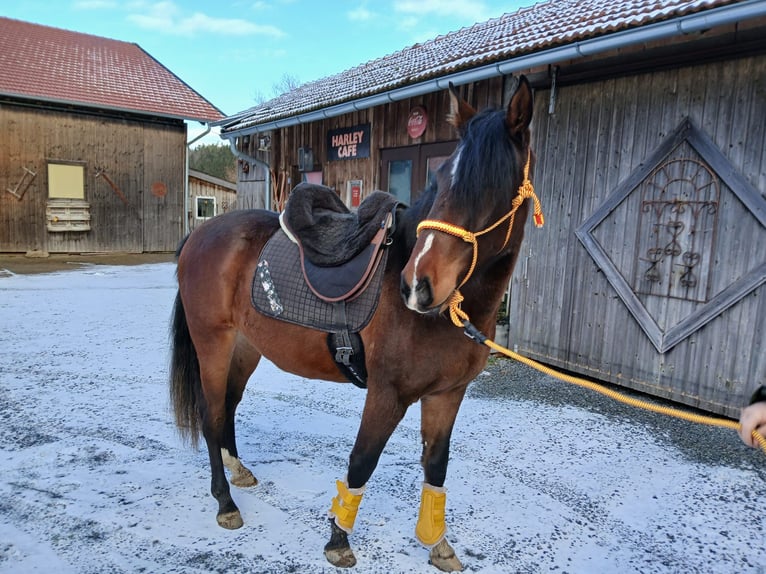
[739,401,766,448]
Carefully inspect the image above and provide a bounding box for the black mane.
[448,107,521,213]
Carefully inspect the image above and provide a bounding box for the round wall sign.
[151,181,167,198]
[407,106,428,138]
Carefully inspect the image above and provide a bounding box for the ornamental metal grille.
[634,158,719,303]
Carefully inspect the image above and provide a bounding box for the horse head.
[400,76,537,315]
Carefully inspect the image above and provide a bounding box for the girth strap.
[327,302,368,389]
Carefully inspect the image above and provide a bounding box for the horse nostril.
[400,275,411,302]
[401,275,434,311]
[416,277,433,308]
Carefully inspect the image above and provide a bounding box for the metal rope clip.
[462,321,487,345]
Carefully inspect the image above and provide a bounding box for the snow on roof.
[219,0,740,133]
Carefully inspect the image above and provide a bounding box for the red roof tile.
[0,17,223,122]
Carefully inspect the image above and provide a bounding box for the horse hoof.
[324,518,356,567]
[216,510,244,529]
[429,539,463,572]
[324,546,357,568]
[230,469,258,488]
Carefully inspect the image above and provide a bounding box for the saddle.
[252,184,400,388]
[280,183,398,301]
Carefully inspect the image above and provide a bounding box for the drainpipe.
[185,124,211,235]
[225,136,272,212]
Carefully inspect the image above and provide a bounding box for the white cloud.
[127,1,285,37]
[398,15,419,31]
[347,6,375,21]
[179,12,285,36]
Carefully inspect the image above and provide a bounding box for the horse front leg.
[417,388,467,572]
[324,386,408,568]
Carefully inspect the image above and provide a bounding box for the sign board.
[407,106,428,138]
[347,179,363,208]
[327,124,371,161]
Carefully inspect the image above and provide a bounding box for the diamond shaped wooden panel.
[575,118,766,353]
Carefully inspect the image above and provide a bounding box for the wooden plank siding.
[510,54,766,417]
[0,102,186,253]
[142,122,186,252]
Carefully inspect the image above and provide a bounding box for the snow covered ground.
[0,261,764,574]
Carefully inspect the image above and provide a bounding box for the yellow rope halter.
[416,149,544,327]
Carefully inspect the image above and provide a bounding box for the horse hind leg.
[221,337,262,488]
[169,292,243,529]
[200,408,242,528]
[221,447,257,487]
[196,329,256,530]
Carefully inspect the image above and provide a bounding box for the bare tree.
[253,73,302,104]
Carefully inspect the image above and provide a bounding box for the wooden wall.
[0,102,186,253]
[510,54,766,417]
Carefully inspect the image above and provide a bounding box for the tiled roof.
[219,0,742,133]
[0,17,223,123]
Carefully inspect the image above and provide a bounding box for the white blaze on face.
[407,231,435,311]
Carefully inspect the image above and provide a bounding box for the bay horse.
[170,76,537,571]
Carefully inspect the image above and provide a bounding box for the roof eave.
[1,91,223,123]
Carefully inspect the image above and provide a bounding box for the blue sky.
[2,0,529,142]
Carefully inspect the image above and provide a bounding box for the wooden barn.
[0,18,223,254]
[216,0,766,417]
[187,169,237,232]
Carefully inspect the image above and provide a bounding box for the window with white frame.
[196,196,216,219]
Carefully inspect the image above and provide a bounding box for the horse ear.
[447,82,476,132]
[507,75,534,142]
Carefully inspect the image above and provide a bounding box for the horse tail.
[169,290,202,448]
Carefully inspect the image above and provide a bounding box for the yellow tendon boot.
[415,482,447,547]
[329,479,365,533]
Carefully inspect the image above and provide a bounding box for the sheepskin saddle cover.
[281,182,399,266]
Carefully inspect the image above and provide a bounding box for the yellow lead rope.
[484,338,766,454]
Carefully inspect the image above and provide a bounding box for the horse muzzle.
[400,273,435,313]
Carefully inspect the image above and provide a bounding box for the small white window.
[196,196,216,219]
